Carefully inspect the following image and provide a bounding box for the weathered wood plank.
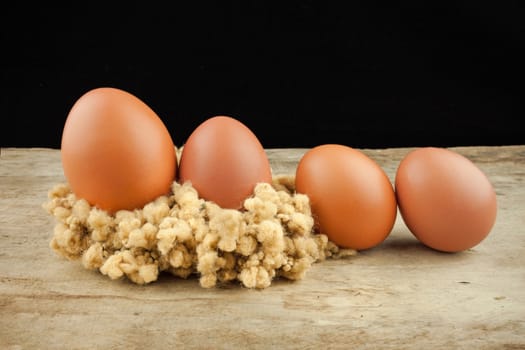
[1,146,524,349]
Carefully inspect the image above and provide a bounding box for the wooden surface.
[1,146,524,349]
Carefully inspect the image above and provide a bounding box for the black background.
[2,1,524,149]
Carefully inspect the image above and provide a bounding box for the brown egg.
[61,87,176,213]
[295,144,397,250]
[395,147,497,252]
[178,116,272,209]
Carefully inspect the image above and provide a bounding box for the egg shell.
[61,87,176,213]
[395,147,497,252]
[295,144,397,250]
[178,116,272,209]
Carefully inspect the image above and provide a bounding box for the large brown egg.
[395,147,497,252]
[61,87,176,213]
[178,116,272,209]
[295,144,397,250]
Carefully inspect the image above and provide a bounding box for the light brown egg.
[61,87,176,214]
[178,116,272,209]
[395,147,497,252]
[295,144,397,250]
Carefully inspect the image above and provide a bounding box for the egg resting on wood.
[295,144,397,250]
[395,147,497,252]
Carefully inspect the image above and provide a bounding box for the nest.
[43,175,355,289]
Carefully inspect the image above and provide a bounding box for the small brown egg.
[61,87,176,213]
[295,144,397,250]
[178,116,272,209]
[395,147,497,252]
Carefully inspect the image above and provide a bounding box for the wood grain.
[1,146,524,349]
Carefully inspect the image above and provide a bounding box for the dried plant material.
[43,176,355,289]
